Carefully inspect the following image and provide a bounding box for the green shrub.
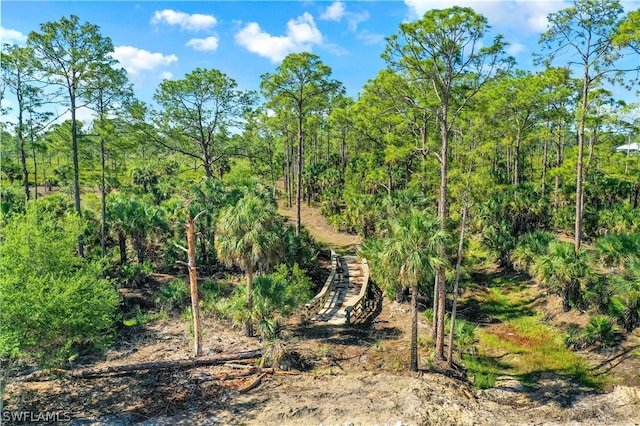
[565,316,622,350]
[0,206,119,367]
[215,268,310,340]
[582,315,621,348]
[156,279,190,312]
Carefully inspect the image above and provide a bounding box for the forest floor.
[3,203,640,425]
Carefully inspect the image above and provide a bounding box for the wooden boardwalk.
[313,255,365,325]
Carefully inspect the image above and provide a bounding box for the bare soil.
[3,204,640,425]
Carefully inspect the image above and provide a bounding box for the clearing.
[3,203,640,425]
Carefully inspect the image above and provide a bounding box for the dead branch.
[22,349,263,381]
[238,373,266,393]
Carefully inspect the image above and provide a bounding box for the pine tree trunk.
[296,107,303,236]
[447,171,469,368]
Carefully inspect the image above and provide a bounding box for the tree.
[106,193,168,265]
[1,44,39,202]
[383,6,511,359]
[384,210,448,371]
[261,52,343,235]
[28,15,118,256]
[216,194,283,336]
[176,210,207,356]
[153,68,254,179]
[82,66,133,258]
[538,0,640,251]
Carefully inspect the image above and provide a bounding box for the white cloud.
[507,42,526,56]
[320,2,369,31]
[235,12,323,63]
[347,11,370,32]
[403,0,568,33]
[111,46,177,80]
[321,2,346,21]
[161,72,174,80]
[151,9,217,31]
[186,36,219,52]
[357,30,385,46]
[0,26,27,45]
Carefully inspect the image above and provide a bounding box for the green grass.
[462,283,606,390]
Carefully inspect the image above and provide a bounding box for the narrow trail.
[277,200,367,324]
[277,201,362,251]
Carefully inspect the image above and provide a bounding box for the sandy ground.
[3,202,640,425]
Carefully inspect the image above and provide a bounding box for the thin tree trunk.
[575,67,590,252]
[341,129,347,176]
[70,94,84,257]
[435,118,449,360]
[447,165,471,368]
[296,107,303,236]
[514,130,521,186]
[119,232,127,265]
[31,135,38,201]
[101,136,107,259]
[410,283,418,372]
[185,211,203,356]
[541,127,549,197]
[245,262,254,337]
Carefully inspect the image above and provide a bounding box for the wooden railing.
[345,259,370,326]
[304,248,338,320]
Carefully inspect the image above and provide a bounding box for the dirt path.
[277,201,362,250]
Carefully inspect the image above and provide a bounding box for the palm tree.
[531,241,591,311]
[610,261,640,332]
[511,230,557,273]
[384,210,448,372]
[595,233,640,269]
[107,193,168,265]
[216,194,283,336]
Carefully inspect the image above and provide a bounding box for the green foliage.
[0,184,26,220]
[106,192,169,265]
[531,241,592,311]
[595,233,640,268]
[511,230,557,273]
[156,279,190,312]
[478,184,551,268]
[0,206,119,366]
[566,315,622,350]
[271,263,314,306]
[215,269,308,340]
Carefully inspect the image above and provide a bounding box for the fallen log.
[73,349,263,379]
[16,349,264,381]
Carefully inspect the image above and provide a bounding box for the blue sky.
[1,0,638,120]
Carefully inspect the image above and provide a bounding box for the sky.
[1,0,639,122]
